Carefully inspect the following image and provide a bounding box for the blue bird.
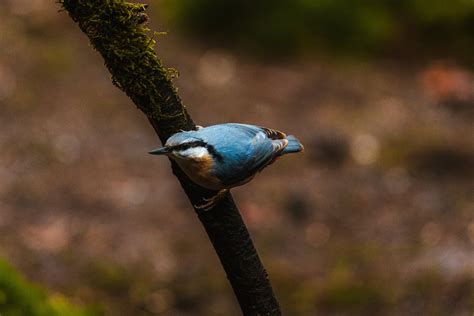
[149,123,304,209]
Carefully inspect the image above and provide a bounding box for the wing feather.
[260,127,286,140]
[213,124,289,186]
[272,139,289,152]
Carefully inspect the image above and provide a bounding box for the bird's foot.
[194,189,227,211]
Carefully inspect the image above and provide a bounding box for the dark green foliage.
[0,259,100,316]
[162,0,474,64]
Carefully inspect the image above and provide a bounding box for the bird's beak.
[148,147,171,155]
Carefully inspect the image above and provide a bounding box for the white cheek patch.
[180,147,209,159]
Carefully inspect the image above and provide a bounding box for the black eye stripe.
[206,144,224,162]
[173,140,207,151]
[171,141,224,162]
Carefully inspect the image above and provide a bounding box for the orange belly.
[175,157,223,190]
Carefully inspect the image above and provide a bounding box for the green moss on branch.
[59,0,194,141]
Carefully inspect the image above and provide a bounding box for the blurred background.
[0,0,473,315]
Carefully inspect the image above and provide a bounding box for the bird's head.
[149,137,211,162]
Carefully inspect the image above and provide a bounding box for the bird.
[149,123,304,210]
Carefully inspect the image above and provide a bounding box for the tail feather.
[282,135,304,154]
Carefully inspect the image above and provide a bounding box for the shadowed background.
[0,0,473,315]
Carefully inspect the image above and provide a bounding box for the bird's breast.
[175,156,224,190]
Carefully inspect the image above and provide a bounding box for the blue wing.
[196,124,287,186]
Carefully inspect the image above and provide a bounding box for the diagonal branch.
[59,1,281,315]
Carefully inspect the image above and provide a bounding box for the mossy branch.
[60,0,192,140]
[59,1,281,315]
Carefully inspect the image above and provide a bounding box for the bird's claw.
[194,190,227,211]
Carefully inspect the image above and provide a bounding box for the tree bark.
[59,1,281,315]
